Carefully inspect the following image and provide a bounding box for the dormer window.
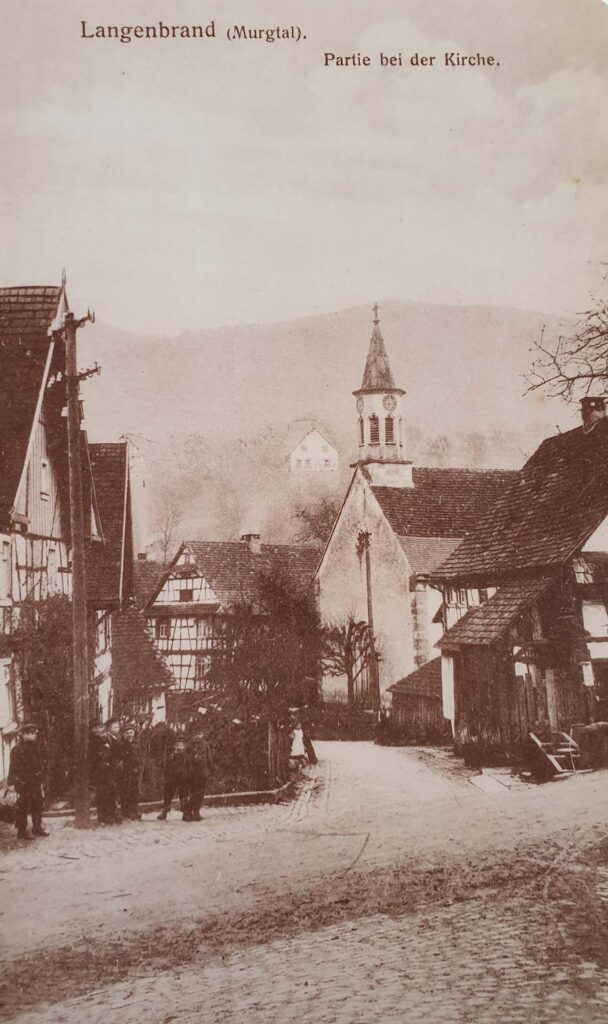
[385,416,395,444]
[369,415,380,445]
[358,417,364,446]
[180,588,193,602]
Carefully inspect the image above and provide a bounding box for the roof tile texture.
[373,468,517,539]
[0,287,62,526]
[168,541,320,607]
[87,443,128,604]
[436,418,608,581]
[388,655,442,698]
[438,576,553,647]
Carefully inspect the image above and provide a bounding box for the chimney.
[137,552,148,562]
[581,396,606,431]
[241,532,261,554]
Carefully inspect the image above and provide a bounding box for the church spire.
[352,303,412,487]
[359,304,398,392]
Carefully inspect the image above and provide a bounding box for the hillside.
[78,300,577,547]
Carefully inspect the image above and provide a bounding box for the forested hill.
[79,300,576,547]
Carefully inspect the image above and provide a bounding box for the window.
[155,619,169,639]
[324,459,330,468]
[592,661,608,701]
[369,415,380,445]
[305,459,311,468]
[40,459,49,500]
[0,541,9,599]
[296,459,302,468]
[180,588,193,602]
[96,612,111,653]
[358,416,364,446]
[195,654,211,685]
[1,607,12,635]
[183,551,191,565]
[385,416,395,444]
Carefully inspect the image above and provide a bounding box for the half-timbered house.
[0,284,134,777]
[432,397,608,767]
[143,534,319,710]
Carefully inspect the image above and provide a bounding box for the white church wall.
[317,470,414,702]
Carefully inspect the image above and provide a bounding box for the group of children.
[89,718,143,824]
[157,727,213,821]
[89,715,214,824]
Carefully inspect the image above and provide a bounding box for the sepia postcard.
[1,2,607,1022]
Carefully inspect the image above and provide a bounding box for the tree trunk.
[346,664,355,706]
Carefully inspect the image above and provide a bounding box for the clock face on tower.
[383,394,397,412]
[356,397,364,413]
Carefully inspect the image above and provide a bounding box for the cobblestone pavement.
[10,888,608,1024]
[2,742,608,1022]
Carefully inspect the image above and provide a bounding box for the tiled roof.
[0,286,62,334]
[87,443,133,605]
[387,656,442,699]
[397,536,462,575]
[0,287,62,528]
[112,557,174,711]
[358,323,397,392]
[438,577,554,648]
[158,541,320,608]
[133,560,169,610]
[372,468,517,539]
[434,417,608,582]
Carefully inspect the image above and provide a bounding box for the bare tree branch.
[526,286,608,403]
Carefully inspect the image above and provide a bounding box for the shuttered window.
[369,415,380,444]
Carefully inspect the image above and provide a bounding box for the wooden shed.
[387,657,450,742]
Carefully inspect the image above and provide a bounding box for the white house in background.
[289,428,339,473]
[314,305,517,706]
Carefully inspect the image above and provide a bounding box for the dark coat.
[89,733,114,787]
[8,741,44,791]
[118,738,141,779]
[187,733,213,775]
[166,749,192,786]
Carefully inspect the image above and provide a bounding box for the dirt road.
[1,742,607,1022]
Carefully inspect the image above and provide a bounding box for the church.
[315,306,517,705]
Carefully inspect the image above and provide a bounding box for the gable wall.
[317,471,414,701]
[290,430,338,472]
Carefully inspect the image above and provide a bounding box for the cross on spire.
[372,302,380,323]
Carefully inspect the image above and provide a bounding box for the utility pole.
[64,306,95,828]
[356,530,381,711]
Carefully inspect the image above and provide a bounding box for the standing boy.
[8,723,49,840]
[186,717,213,821]
[157,737,192,820]
[117,724,141,820]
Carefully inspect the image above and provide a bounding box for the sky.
[1,0,607,334]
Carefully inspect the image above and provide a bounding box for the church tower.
[353,304,412,487]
